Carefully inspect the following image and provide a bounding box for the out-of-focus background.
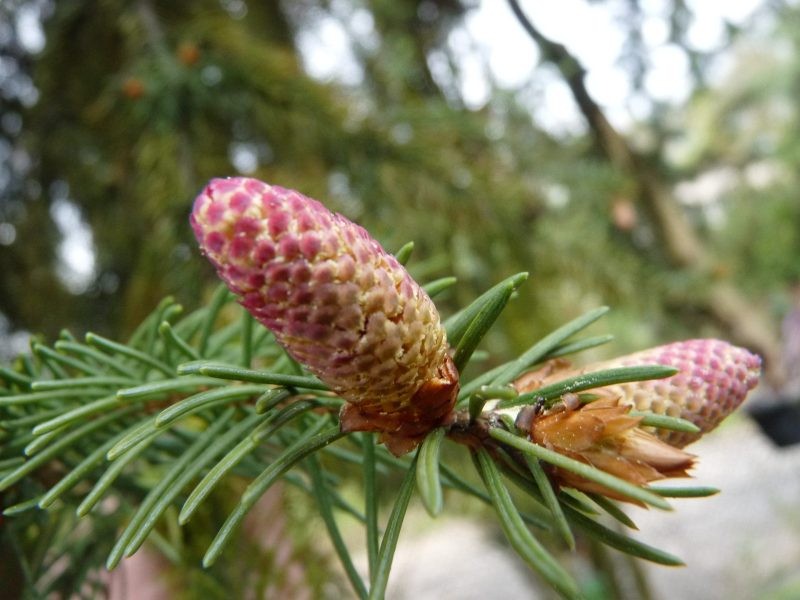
[1,0,799,598]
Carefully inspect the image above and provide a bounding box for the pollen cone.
[191,177,458,455]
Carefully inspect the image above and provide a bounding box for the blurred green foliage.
[1,0,797,362]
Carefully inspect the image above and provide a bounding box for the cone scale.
[191,177,458,455]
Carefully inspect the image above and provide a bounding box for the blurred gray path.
[387,419,800,599]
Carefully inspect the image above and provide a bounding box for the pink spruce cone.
[191,177,459,455]
[515,339,761,447]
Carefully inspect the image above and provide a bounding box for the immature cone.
[515,339,762,447]
[191,177,458,455]
[514,339,760,501]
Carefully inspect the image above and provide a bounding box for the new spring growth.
[514,339,761,500]
[191,177,458,455]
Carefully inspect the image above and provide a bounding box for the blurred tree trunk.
[508,0,783,383]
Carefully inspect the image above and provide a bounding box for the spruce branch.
[0,177,763,599]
